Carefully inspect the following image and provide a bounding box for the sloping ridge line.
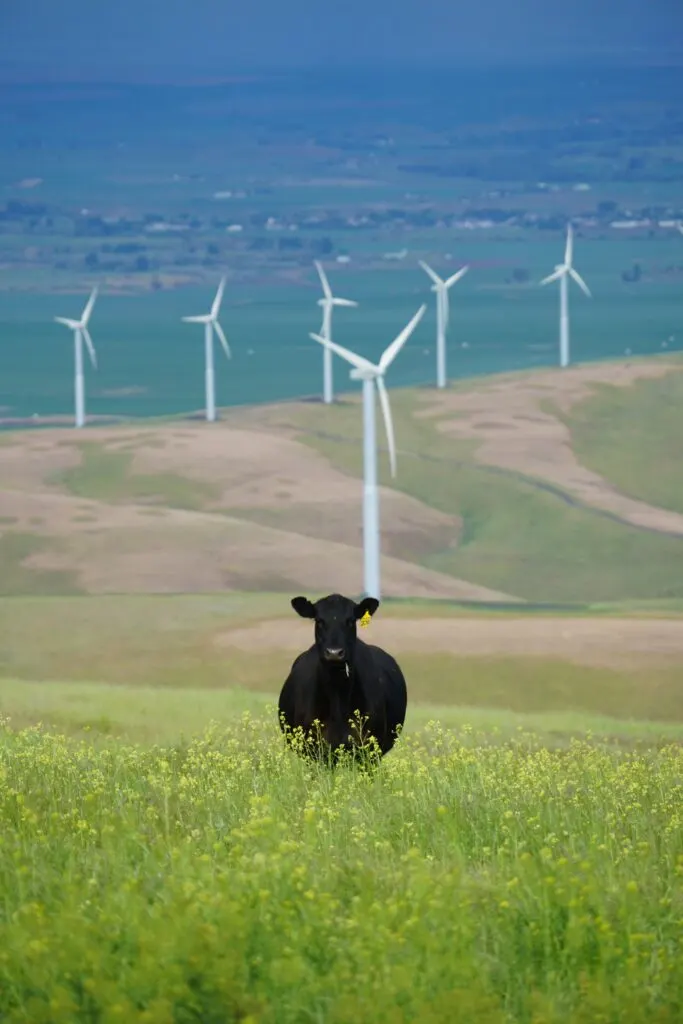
[299,429,683,541]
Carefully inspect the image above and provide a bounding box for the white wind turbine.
[182,276,231,422]
[54,286,99,429]
[419,260,469,388]
[540,224,592,369]
[310,304,427,600]
[314,260,358,404]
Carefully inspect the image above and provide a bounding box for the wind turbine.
[310,304,427,600]
[54,287,99,429]
[314,260,358,404]
[540,224,592,369]
[182,276,231,422]
[419,260,469,388]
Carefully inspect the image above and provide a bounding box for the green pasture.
[564,365,683,517]
[1,595,683,746]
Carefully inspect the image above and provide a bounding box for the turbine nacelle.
[310,303,426,478]
[181,276,231,359]
[349,366,380,382]
[539,227,592,299]
[420,261,469,294]
[314,262,359,336]
[54,286,99,369]
[317,296,358,309]
[420,261,468,338]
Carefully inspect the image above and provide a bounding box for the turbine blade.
[83,328,97,369]
[331,297,358,308]
[54,317,78,328]
[309,332,377,374]
[419,260,442,287]
[81,286,98,326]
[314,260,332,299]
[445,265,469,288]
[214,319,232,359]
[182,315,211,324]
[378,304,427,373]
[540,268,564,286]
[565,223,573,266]
[211,276,226,318]
[569,267,592,298]
[677,223,683,235]
[376,376,397,479]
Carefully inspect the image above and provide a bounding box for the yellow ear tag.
[359,610,372,628]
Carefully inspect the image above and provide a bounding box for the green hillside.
[564,364,683,516]
[281,381,683,603]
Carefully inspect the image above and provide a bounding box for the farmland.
[0,701,682,1022]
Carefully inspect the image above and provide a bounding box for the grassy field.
[2,595,683,741]
[0,714,681,1022]
[565,369,683,517]
[1,594,683,1019]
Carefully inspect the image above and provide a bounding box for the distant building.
[609,219,651,229]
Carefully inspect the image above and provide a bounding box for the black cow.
[278,592,407,762]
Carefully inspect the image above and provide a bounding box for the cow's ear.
[354,597,379,621]
[291,596,316,619]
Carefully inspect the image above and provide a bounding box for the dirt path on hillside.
[415,360,683,536]
[217,615,683,670]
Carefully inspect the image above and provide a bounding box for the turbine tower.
[540,224,592,369]
[182,277,231,422]
[54,287,99,429]
[419,260,469,388]
[310,304,426,600]
[314,260,358,404]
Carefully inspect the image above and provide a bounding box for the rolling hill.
[1,352,682,603]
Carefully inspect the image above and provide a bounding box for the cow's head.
[291,592,379,666]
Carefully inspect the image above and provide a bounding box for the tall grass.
[0,713,681,1022]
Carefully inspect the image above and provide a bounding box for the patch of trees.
[621,263,643,283]
[74,216,138,237]
[310,237,334,255]
[101,242,146,254]
[0,200,49,219]
[508,268,530,284]
[278,237,303,250]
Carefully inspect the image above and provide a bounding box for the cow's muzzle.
[323,647,346,662]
